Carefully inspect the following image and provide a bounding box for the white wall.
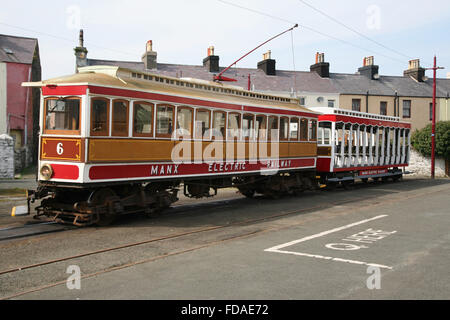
[0,63,7,134]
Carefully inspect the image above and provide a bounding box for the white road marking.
[264,214,392,269]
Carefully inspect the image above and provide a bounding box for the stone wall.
[407,148,448,177]
[0,134,14,178]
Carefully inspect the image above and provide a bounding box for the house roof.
[0,34,38,64]
[85,57,449,98]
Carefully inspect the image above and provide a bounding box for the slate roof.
[86,57,450,98]
[0,34,38,64]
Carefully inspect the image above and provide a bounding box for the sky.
[1,0,450,80]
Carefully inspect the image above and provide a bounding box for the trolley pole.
[426,56,444,179]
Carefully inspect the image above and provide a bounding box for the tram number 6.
[56,142,64,155]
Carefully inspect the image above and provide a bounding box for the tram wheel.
[91,188,117,226]
[341,180,354,190]
[361,178,369,184]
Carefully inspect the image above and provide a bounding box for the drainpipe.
[24,66,32,146]
[393,91,397,117]
[446,92,449,120]
[366,90,369,113]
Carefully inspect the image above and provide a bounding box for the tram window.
[112,100,129,136]
[176,107,193,138]
[133,102,153,136]
[309,120,317,141]
[45,97,80,134]
[156,105,174,137]
[242,114,255,140]
[212,111,226,139]
[300,118,308,141]
[318,127,324,144]
[255,115,267,141]
[280,117,289,141]
[267,116,278,141]
[227,113,241,140]
[91,98,109,136]
[323,128,331,144]
[195,109,211,139]
[289,118,299,140]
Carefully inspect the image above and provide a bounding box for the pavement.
[1,176,448,300]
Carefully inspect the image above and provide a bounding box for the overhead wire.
[297,0,413,60]
[216,0,408,65]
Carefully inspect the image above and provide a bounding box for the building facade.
[0,34,41,176]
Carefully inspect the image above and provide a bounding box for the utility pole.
[425,56,444,179]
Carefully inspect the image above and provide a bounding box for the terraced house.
[74,31,449,132]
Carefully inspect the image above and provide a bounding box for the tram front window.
[45,98,80,133]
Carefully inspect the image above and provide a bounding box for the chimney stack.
[203,46,219,73]
[310,52,329,78]
[358,56,379,80]
[403,59,425,82]
[74,29,88,72]
[142,40,157,70]
[257,50,276,76]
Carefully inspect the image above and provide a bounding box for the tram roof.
[23,65,320,115]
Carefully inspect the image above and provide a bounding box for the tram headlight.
[40,164,53,180]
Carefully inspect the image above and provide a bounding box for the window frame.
[132,101,154,137]
[255,114,267,141]
[380,101,387,116]
[309,119,317,141]
[279,116,290,141]
[44,96,81,135]
[402,100,411,119]
[111,99,130,137]
[227,112,241,141]
[289,117,299,141]
[90,97,110,136]
[267,115,279,141]
[195,108,212,140]
[352,98,361,112]
[242,113,255,141]
[176,106,194,139]
[212,110,227,140]
[299,118,308,141]
[155,104,175,138]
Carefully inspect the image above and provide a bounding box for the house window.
[91,98,109,136]
[133,102,153,137]
[380,101,387,115]
[402,100,411,118]
[328,100,335,108]
[111,100,129,136]
[299,97,306,105]
[352,99,361,112]
[156,105,174,137]
[45,97,80,134]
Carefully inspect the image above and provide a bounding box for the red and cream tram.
[18,65,320,225]
[312,107,411,187]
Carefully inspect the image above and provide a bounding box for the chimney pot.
[403,58,425,82]
[142,40,157,70]
[207,46,215,56]
[257,50,276,76]
[203,46,219,73]
[310,52,329,78]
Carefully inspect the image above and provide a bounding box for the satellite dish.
[317,96,324,102]
[373,74,380,79]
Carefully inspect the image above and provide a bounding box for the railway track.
[2,178,430,299]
